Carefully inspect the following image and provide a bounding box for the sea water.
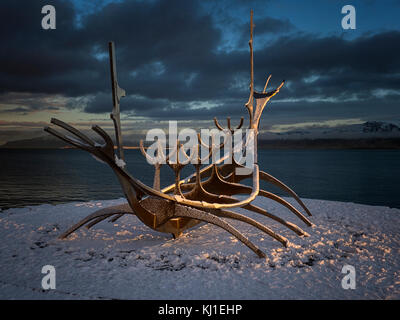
[0,149,399,209]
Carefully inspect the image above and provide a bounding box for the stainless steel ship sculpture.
[44,11,313,258]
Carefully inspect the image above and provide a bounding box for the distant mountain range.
[258,138,400,149]
[0,135,69,149]
[362,121,400,133]
[260,121,400,140]
[1,121,400,149]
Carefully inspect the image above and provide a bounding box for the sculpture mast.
[108,41,126,163]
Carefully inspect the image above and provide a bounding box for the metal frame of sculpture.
[44,11,313,258]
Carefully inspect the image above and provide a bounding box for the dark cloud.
[255,31,400,98]
[254,17,295,34]
[237,16,295,46]
[0,0,103,94]
[84,92,171,114]
[0,92,65,115]
[0,0,399,125]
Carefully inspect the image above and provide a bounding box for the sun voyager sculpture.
[44,11,313,258]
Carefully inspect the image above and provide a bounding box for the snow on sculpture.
[44,11,313,258]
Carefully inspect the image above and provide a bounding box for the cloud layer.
[0,0,399,144]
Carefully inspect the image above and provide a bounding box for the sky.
[0,0,400,144]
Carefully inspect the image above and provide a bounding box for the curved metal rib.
[208,208,289,247]
[86,213,123,229]
[109,213,125,223]
[217,163,313,217]
[174,204,266,258]
[242,203,309,236]
[214,116,244,132]
[258,190,313,226]
[230,168,312,217]
[259,170,312,216]
[85,203,134,229]
[58,203,135,239]
[50,118,95,147]
[180,166,312,227]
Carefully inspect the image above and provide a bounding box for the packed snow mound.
[0,197,399,299]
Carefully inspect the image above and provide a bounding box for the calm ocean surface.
[0,149,399,209]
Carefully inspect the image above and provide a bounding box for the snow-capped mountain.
[362,121,400,133]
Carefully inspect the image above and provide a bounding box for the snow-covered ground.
[0,197,399,299]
